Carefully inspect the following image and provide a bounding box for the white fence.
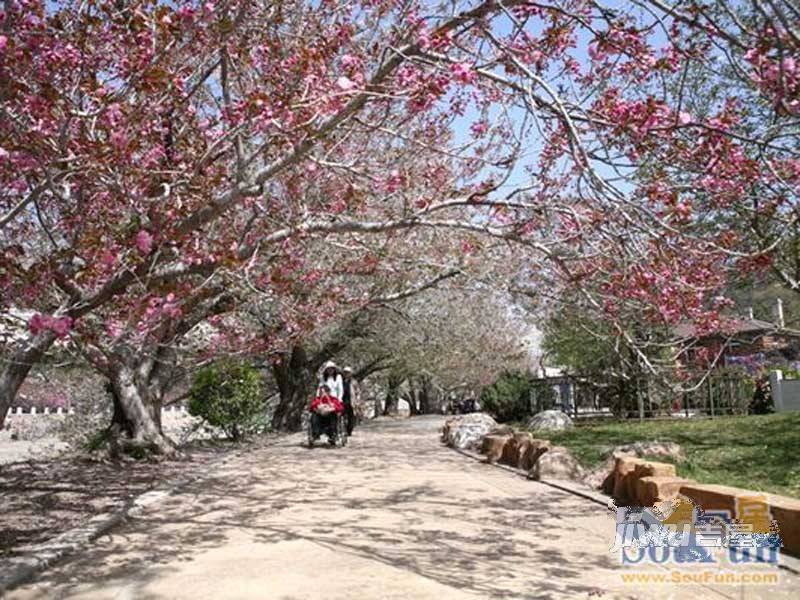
[7,406,73,415]
[769,370,800,412]
[6,405,188,416]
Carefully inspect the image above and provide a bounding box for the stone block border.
[679,483,800,556]
[609,458,800,556]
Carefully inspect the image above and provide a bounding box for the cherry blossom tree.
[3,0,800,441]
[0,0,531,434]
[343,284,531,414]
[457,0,800,371]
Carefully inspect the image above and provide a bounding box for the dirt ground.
[0,431,68,467]
[5,416,800,599]
[0,411,203,465]
[0,435,241,557]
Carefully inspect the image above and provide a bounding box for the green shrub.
[750,376,774,415]
[479,371,533,423]
[776,366,800,380]
[188,360,265,440]
[85,428,111,452]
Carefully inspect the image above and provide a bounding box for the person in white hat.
[320,361,343,402]
[341,366,360,435]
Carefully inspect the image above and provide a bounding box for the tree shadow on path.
[11,417,634,599]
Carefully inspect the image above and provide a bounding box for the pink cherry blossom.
[341,54,359,69]
[588,42,606,62]
[417,33,431,50]
[28,314,72,338]
[450,62,475,84]
[336,76,356,91]
[51,317,73,338]
[110,129,127,151]
[135,230,154,254]
[105,319,123,339]
[2,0,800,435]
[470,120,488,136]
[100,250,116,268]
[28,314,46,335]
[177,6,196,21]
[384,169,403,193]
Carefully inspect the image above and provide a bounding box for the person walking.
[320,361,343,402]
[341,366,360,436]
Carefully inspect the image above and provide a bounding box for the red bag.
[315,403,335,416]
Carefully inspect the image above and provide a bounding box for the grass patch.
[526,413,800,498]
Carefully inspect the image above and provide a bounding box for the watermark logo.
[612,495,782,584]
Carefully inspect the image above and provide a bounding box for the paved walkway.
[8,416,800,599]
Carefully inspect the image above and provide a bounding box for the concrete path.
[7,416,800,599]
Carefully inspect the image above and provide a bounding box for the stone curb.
[0,434,288,596]
[449,445,614,509]
[447,443,800,576]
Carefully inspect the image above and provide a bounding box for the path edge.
[447,442,800,576]
[448,444,613,508]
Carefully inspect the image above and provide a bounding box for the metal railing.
[530,374,753,422]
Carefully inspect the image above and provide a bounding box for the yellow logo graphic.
[736,495,772,535]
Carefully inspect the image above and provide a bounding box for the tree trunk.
[406,394,419,416]
[106,382,135,458]
[149,389,163,431]
[404,380,418,416]
[107,382,135,438]
[0,331,57,429]
[147,344,183,433]
[383,375,402,416]
[271,344,314,431]
[147,368,170,433]
[418,376,432,414]
[109,365,175,455]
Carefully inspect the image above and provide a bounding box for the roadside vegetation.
[529,413,800,498]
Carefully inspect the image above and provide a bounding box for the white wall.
[770,370,800,412]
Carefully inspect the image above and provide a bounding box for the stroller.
[306,387,348,448]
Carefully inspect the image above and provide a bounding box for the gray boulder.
[487,425,515,436]
[608,441,684,461]
[527,410,573,431]
[442,413,498,450]
[529,446,584,481]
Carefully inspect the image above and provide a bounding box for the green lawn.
[527,413,800,499]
